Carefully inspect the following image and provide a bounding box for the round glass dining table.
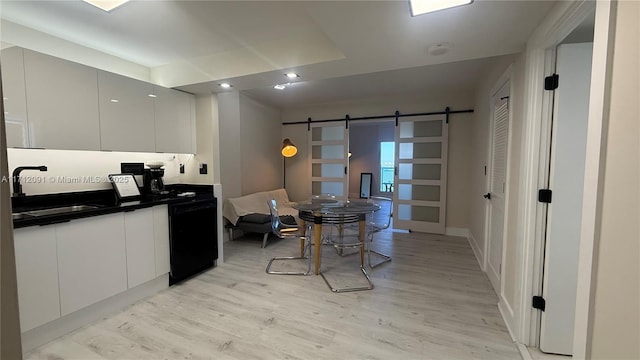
[292,199,380,275]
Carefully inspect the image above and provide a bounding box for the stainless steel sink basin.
[14,205,101,218]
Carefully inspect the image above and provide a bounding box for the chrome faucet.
[12,166,47,197]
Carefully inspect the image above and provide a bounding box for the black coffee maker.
[143,168,167,195]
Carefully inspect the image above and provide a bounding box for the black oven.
[168,198,218,285]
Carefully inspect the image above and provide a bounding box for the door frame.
[515,0,613,357]
[484,66,513,295]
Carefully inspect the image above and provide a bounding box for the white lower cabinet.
[14,205,171,333]
[56,213,127,316]
[153,205,170,276]
[124,208,157,288]
[14,226,61,332]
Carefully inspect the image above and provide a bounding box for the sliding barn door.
[309,122,349,201]
[394,115,448,234]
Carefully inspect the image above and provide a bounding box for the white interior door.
[309,122,349,200]
[394,114,448,234]
[540,42,593,355]
[486,81,510,293]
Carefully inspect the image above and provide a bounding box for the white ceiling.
[0,0,556,108]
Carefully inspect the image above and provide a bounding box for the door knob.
[483,193,491,200]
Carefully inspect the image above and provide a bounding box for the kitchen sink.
[13,205,101,218]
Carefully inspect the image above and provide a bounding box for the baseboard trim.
[516,342,534,360]
[22,275,169,353]
[499,296,517,342]
[444,227,469,237]
[467,231,485,271]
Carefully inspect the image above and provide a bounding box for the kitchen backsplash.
[7,148,202,195]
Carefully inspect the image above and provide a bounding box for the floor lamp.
[282,138,297,188]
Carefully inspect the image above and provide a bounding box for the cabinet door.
[124,208,156,288]
[153,86,194,153]
[153,205,170,276]
[13,226,61,332]
[56,213,127,315]
[1,47,29,148]
[98,71,155,152]
[23,49,101,150]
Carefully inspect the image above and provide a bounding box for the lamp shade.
[281,138,297,157]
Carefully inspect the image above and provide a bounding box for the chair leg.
[266,239,311,275]
[262,233,269,248]
[367,235,392,268]
[320,242,374,292]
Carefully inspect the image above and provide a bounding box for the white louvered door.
[309,122,349,201]
[486,82,510,293]
[393,114,448,234]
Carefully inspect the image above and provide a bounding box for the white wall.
[190,93,219,185]
[281,90,475,229]
[6,149,197,195]
[0,38,24,358]
[239,93,283,195]
[218,91,242,201]
[217,91,282,201]
[589,1,640,357]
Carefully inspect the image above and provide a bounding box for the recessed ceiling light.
[148,94,157,98]
[219,83,232,89]
[273,84,287,90]
[285,73,299,79]
[409,0,472,16]
[110,99,119,103]
[82,0,130,12]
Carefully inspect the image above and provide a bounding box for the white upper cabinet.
[1,47,29,148]
[4,47,195,153]
[98,71,156,152]
[23,49,101,150]
[154,85,195,154]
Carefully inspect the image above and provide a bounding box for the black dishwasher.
[168,198,218,285]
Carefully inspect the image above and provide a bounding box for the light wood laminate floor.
[25,227,520,360]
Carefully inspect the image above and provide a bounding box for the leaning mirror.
[360,172,373,198]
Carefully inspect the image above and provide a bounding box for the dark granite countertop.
[12,184,216,229]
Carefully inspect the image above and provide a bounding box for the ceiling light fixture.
[285,73,299,79]
[82,0,130,12]
[409,0,472,16]
[148,94,157,98]
[219,83,232,89]
[273,84,287,90]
